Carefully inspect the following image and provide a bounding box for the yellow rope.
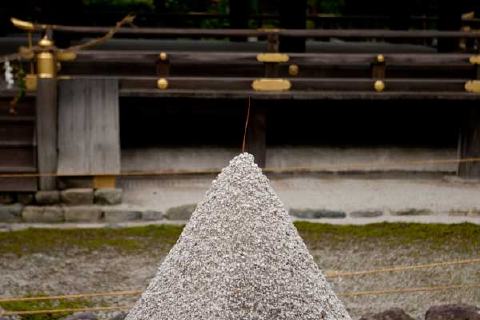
[340,283,480,297]
[325,257,480,278]
[0,306,131,316]
[2,283,480,315]
[0,290,141,303]
[0,258,479,303]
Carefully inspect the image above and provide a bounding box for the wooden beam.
[36,78,58,190]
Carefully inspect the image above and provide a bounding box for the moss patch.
[0,223,479,256]
[0,295,93,320]
[0,225,182,256]
[295,222,480,253]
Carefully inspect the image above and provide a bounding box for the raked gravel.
[125,153,352,320]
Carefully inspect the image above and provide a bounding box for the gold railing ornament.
[56,50,77,62]
[465,80,480,93]
[376,54,385,63]
[159,52,168,61]
[288,64,299,76]
[374,80,385,92]
[257,53,290,63]
[252,79,291,92]
[469,56,480,65]
[157,78,169,90]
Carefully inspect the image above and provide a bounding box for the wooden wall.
[0,97,37,191]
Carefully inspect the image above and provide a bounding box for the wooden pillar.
[35,34,58,190]
[246,103,267,168]
[36,78,58,190]
[458,106,480,178]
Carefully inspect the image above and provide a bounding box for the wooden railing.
[53,51,480,100]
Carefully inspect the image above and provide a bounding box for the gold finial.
[288,64,299,76]
[374,80,385,92]
[39,35,54,48]
[159,52,168,61]
[10,17,34,31]
[376,54,385,63]
[157,78,169,90]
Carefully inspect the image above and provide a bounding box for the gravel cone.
[126,153,351,320]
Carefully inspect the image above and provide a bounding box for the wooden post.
[458,106,480,178]
[246,103,267,168]
[35,34,58,190]
[36,78,58,190]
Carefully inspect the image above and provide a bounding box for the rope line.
[2,157,480,179]
[0,258,478,303]
[340,283,480,297]
[325,257,480,278]
[2,283,480,315]
[0,306,132,316]
[0,290,141,303]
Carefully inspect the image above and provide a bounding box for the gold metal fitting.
[469,56,480,65]
[10,17,34,31]
[257,53,289,63]
[157,78,169,90]
[38,35,54,48]
[25,74,37,91]
[56,50,77,62]
[288,64,299,76]
[159,52,168,61]
[18,46,34,60]
[252,79,291,92]
[93,175,116,189]
[376,54,385,63]
[37,52,56,78]
[374,80,385,92]
[465,80,480,93]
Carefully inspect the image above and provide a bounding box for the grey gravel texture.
[126,153,351,320]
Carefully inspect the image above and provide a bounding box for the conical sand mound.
[126,153,351,320]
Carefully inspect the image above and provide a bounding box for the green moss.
[0,295,92,320]
[0,223,479,256]
[295,222,480,253]
[0,225,183,256]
